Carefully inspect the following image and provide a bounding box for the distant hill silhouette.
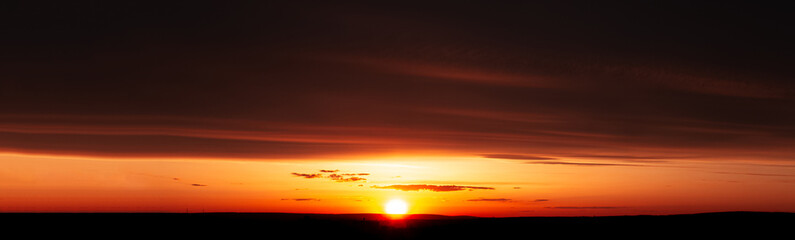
[2,212,791,239]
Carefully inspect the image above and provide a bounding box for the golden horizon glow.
[1,153,794,216]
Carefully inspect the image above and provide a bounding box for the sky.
[1,1,794,217]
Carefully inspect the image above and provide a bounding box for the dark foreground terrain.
[2,212,792,239]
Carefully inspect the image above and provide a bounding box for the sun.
[384,199,409,215]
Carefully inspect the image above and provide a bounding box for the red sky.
[1,2,794,216]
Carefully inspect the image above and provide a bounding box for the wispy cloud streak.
[467,198,511,202]
[524,161,645,167]
[371,184,494,192]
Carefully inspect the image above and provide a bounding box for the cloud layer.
[1,2,793,164]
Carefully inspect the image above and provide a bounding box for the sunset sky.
[1,2,794,217]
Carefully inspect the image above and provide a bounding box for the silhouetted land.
[2,212,792,239]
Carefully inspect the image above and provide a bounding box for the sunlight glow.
[385,199,409,215]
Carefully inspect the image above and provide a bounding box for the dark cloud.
[482,154,557,160]
[1,2,793,164]
[533,199,550,202]
[191,184,207,187]
[371,184,494,192]
[319,170,339,173]
[467,198,511,202]
[525,161,645,167]
[0,129,378,159]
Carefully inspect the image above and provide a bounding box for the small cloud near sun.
[328,174,366,182]
[340,173,370,176]
[291,173,323,178]
[291,170,368,182]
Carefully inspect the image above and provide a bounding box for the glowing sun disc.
[385,199,408,215]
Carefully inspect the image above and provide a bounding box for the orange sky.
[1,2,794,216]
[2,152,793,216]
